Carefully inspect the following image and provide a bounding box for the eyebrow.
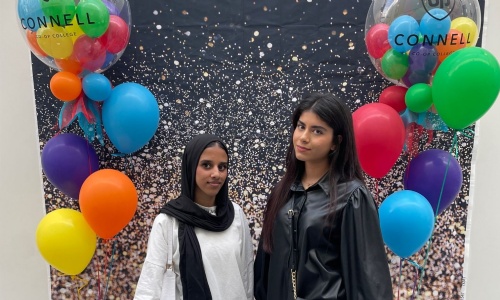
[199,159,228,164]
[297,120,328,131]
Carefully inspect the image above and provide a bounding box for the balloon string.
[397,258,402,300]
[95,238,102,300]
[104,239,118,299]
[71,275,89,299]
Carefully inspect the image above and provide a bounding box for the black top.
[255,175,393,300]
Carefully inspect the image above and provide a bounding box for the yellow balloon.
[70,16,85,43]
[36,25,74,59]
[36,208,97,275]
[451,17,478,47]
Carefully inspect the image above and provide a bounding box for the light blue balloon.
[102,83,160,154]
[388,15,420,53]
[18,0,46,31]
[82,73,112,101]
[379,190,435,258]
[419,8,451,43]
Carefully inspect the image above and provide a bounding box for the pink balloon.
[73,35,107,72]
[379,85,408,113]
[353,103,406,178]
[98,15,130,54]
[366,23,391,59]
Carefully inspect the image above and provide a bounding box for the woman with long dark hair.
[135,134,253,300]
[254,93,392,299]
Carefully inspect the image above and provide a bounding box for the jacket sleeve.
[340,186,393,300]
[238,207,255,300]
[254,238,270,300]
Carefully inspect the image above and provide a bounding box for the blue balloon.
[419,8,451,43]
[388,15,420,53]
[82,73,112,101]
[18,0,45,31]
[102,83,160,154]
[379,190,435,258]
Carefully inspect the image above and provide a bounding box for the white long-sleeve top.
[134,202,254,300]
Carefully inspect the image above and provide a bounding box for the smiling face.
[194,144,228,206]
[293,110,336,165]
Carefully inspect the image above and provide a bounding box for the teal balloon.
[405,83,433,113]
[76,0,110,38]
[432,47,500,129]
[40,0,76,20]
[381,49,409,80]
[379,190,435,258]
[102,83,160,154]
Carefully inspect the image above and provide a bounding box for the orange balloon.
[50,71,82,101]
[55,55,83,75]
[79,169,138,239]
[26,30,47,57]
[435,29,467,63]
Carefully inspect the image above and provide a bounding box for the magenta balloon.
[404,149,463,215]
[41,133,99,199]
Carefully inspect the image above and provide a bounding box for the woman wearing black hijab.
[135,134,254,300]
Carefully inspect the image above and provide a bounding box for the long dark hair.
[261,92,364,253]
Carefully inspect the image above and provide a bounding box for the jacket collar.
[290,172,330,196]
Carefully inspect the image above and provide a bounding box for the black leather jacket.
[255,176,393,300]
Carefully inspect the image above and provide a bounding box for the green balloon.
[405,83,433,113]
[75,0,110,38]
[381,49,409,80]
[432,47,500,129]
[40,0,76,22]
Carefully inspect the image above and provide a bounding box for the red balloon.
[353,103,406,178]
[379,85,408,113]
[98,15,130,54]
[73,35,107,72]
[366,23,391,59]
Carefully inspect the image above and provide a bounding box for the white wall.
[0,1,50,299]
[1,1,498,299]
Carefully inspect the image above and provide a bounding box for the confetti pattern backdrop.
[30,0,484,299]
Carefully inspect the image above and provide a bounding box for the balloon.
[381,49,409,80]
[50,71,82,101]
[405,83,433,113]
[73,35,107,72]
[435,29,467,63]
[404,149,463,215]
[79,169,138,239]
[379,190,435,258]
[41,133,99,199]
[378,85,407,113]
[419,8,451,39]
[102,83,160,154]
[98,15,130,54]
[365,23,391,59]
[36,209,97,275]
[365,0,482,87]
[353,103,406,178]
[388,15,420,53]
[432,47,500,129]
[40,0,76,20]
[82,73,112,101]
[451,17,478,47]
[36,25,73,59]
[408,43,438,73]
[75,0,110,38]
[17,0,132,72]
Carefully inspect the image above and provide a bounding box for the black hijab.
[160,134,235,300]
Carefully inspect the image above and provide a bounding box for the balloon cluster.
[19,0,160,277]
[17,0,131,74]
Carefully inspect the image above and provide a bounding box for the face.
[194,145,228,205]
[293,110,336,164]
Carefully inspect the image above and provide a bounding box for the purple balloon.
[41,133,99,199]
[404,149,463,215]
[102,0,120,15]
[408,43,438,73]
